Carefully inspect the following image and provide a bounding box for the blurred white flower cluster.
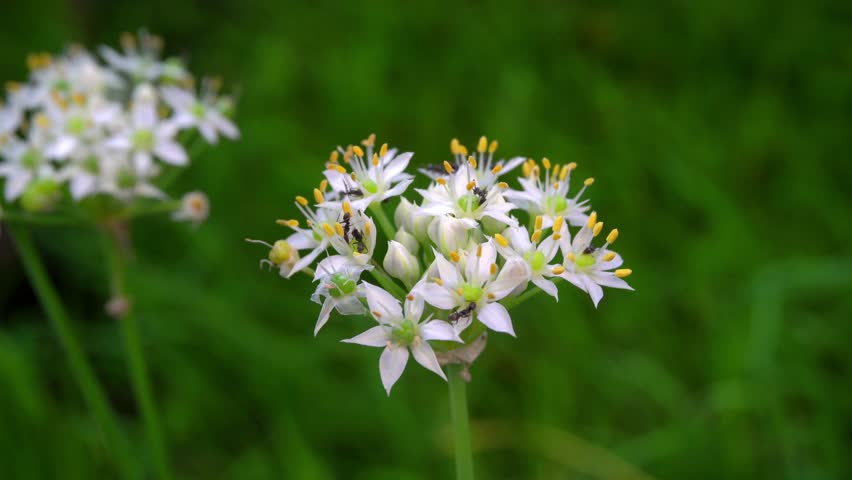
[0,31,238,220]
[248,134,633,394]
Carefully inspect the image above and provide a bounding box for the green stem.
[447,364,475,480]
[102,229,173,480]
[368,203,396,240]
[2,210,86,226]
[8,225,139,479]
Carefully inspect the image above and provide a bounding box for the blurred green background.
[1,0,851,478]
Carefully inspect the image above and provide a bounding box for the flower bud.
[427,216,470,254]
[394,227,420,255]
[20,178,61,213]
[383,240,421,285]
[395,198,430,240]
[171,191,209,227]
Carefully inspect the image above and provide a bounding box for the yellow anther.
[363,133,376,146]
[372,310,383,318]
[606,229,619,244]
[568,162,577,170]
[343,148,353,163]
[522,162,531,177]
[487,293,496,300]
[568,252,576,262]
[466,181,476,191]
[35,114,49,128]
[443,160,454,174]
[602,252,616,262]
[491,165,503,175]
[552,164,561,178]
[488,140,498,153]
[322,223,334,236]
[295,195,308,206]
[350,172,357,181]
[559,167,569,181]
[380,143,388,157]
[587,211,598,229]
[552,266,566,275]
[72,93,86,106]
[432,277,444,286]
[553,233,562,241]
[458,145,468,156]
[593,222,604,237]
[372,153,379,166]
[313,188,325,204]
[406,294,415,301]
[436,177,447,186]
[319,179,328,191]
[5,81,22,92]
[450,138,460,154]
[535,216,543,231]
[468,155,477,169]
[329,150,339,163]
[276,219,300,228]
[364,221,372,235]
[352,145,364,157]
[334,222,345,237]
[584,177,595,186]
[553,216,564,232]
[531,230,542,243]
[334,164,347,173]
[450,251,460,263]
[496,182,509,189]
[553,182,560,189]
[542,158,551,170]
[490,263,497,275]
[456,288,464,296]
[494,234,509,248]
[477,136,487,153]
[342,201,352,214]
[615,269,633,278]
[477,244,483,257]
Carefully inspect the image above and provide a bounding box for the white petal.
[380,177,414,200]
[5,171,31,201]
[598,251,624,270]
[477,302,516,337]
[531,276,559,300]
[582,276,604,308]
[342,325,389,347]
[379,345,409,395]
[420,320,462,342]
[199,123,218,143]
[404,294,425,322]
[363,282,403,322]
[415,282,459,310]
[287,244,325,278]
[70,174,96,200]
[591,272,634,291]
[133,151,153,172]
[486,258,529,300]
[411,342,446,380]
[46,136,76,158]
[209,111,239,139]
[105,135,131,150]
[314,297,335,335]
[154,141,188,166]
[383,152,413,179]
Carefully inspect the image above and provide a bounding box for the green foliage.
[1,0,851,478]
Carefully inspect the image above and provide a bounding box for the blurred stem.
[447,364,475,480]
[368,203,396,240]
[124,200,182,219]
[102,228,174,480]
[502,278,562,310]
[368,261,407,298]
[2,210,86,226]
[9,225,139,479]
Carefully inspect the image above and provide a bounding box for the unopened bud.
[383,241,421,286]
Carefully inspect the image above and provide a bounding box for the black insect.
[422,163,447,175]
[341,177,363,198]
[448,302,477,323]
[472,185,488,205]
[583,246,596,254]
[342,212,352,242]
[351,228,367,253]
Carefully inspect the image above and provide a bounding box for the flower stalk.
[448,363,475,480]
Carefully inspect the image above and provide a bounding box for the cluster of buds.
[0,31,238,225]
[248,135,633,394]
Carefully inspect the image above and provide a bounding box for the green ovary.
[117,169,137,189]
[362,179,378,194]
[543,194,567,214]
[192,102,206,118]
[82,155,99,174]
[576,254,596,268]
[461,284,483,302]
[20,178,60,213]
[21,149,43,169]
[525,250,546,271]
[328,272,356,297]
[457,194,480,213]
[269,240,292,265]
[132,129,155,150]
[392,319,417,345]
[66,115,87,135]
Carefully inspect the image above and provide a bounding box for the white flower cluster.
[249,135,633,394]
[0,31,238,216]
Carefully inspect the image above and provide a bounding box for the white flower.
[394,228,420,255]
[311,255,369,335]
[105,84,187,172]
[324,201,378,268]
[343,284,461,395]
[98,156,165,200]
[277,196,342,277]
[54,144,120,200]
[494,220,564,300]
[504,158,592,228]
[0,125,54,201]
[420,136,525,189]
[416,241,529,336]
[323,135,414,210]
[557,212,633,307]
[161,82,239,144]
[43,95,121,159]
[171,191,209,226]
[416,163,518,228]
[427,215,472,254]
[99,31,187,82]
[383,240,421,287]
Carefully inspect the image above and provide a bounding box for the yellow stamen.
[72,93,86,106]
[615,269,632,278]
[342,201,352,214]
[466,181,476,191]
[552,164,561,178]
[584,177,595,186]
[535,216,543,230]
[568,252,576,262]
[329,151,339,163]
[496,182,509,189]
[333,164,346,173]
[363,133,376,147]
[488,140,498,153]
[443,160,454,174]
[568,162,577,170]
[334,222,345,237]
[313,188,325,204]
[494,234,509,248]
[432,277,444,286]
[364,221,372,235]
[553,233,562,241]
[522,163,531,177]
[602,252,616,262]
[296,196,308,206]
[491,165,503,175]
[593,222,604,237]
[351,172,357,181]
[372,311,383,318]
[380,143,388,157]
[477,244,483,257]
[490,263,497,275]
[322,223,334,236]
[450,138,460,154]
[372,153,379,166]
[343,147,353,163]
[487,293,496,300]
[276,219,300,228]
[542,158,551,170]
[552,266,566,275]
[553,182,560,189]
[559,167,569,181]
[477,136,487,153]
[458,145,468,156]
[587,211,598,229]
[35,114,49,128]
[450,251,460,263]
[531,230,542,243]
[468,155,477,169]
[406,294,415,301]
[352,145,364,157]
[553,216,564,233]
[437,177,447,185]
[319,179,328,191]
[607,229,619,244]
[456,288,464,296]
